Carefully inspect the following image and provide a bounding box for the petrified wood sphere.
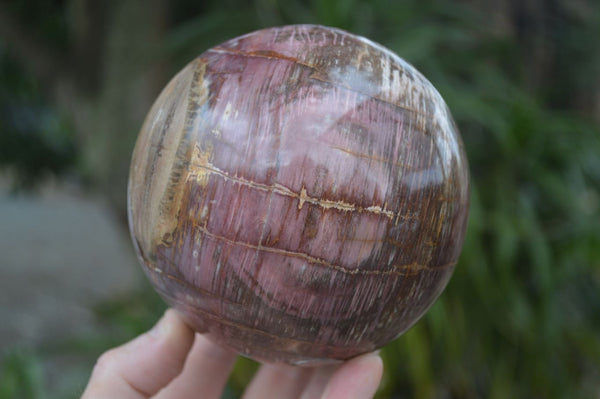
[128,25,469,365]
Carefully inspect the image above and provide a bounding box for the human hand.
[82,309,383,399]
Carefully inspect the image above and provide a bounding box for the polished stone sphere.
[128,25,469,365]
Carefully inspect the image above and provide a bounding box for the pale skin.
[82,309,383,399]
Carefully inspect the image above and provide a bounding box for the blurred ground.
[0,177,143,395]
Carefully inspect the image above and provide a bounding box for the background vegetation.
[1,0,599,398]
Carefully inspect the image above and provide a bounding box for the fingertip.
[360,352,384,381]
[346,352,384,393]
[154,334,237,399]
[321,352,383,399]
[150,308,194,341]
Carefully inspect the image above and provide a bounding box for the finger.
[82,309,194,399]
[242,363,312,399]
[154,334,237,399]
[299,365,337,399]
[320,352,383,399]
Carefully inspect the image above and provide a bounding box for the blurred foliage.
[1,0,599,398]
[0,349,44,399]
[0,47,76,191]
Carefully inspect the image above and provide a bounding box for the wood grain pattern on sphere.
[128,25,469,365]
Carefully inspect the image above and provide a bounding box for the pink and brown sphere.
[128,25,469,365]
